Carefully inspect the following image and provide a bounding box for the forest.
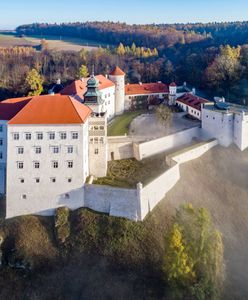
[0,21,248,103]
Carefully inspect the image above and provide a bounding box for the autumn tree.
[205,45,243,94]
[116,43,126,56]
[25,68,44,96]
[77,64,89,79]
[163,204,224,299]
[155,105,172,126]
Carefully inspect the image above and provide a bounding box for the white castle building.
[1,65,248,220]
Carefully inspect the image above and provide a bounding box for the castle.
[0,66,247,220]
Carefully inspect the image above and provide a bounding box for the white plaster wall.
[168,139,218,165]
[139,164,180,220]
[202,108,234,147]
[84,184,139,220]
[100,86,116,119]
[234,113,248,151]
[0,120,7,194]
[6,123,89,218]
[134,127,200,160]
[109,75,125,115]
[107,138,133,161]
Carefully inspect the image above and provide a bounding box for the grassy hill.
[0,144,247,299]
[0,33,104,51]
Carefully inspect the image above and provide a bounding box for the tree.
[163,204,224,299]
[116,43,126,56]
[78,64,89,79]
[155,105,172,126]
[25,68,44,96]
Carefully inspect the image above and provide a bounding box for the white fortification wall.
[134,126,200,160]
[107,136,134,161]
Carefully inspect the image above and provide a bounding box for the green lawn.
[107,110,145,136]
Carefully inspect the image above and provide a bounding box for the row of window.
[89,137,104,144]
[20,192,71,200]
[12,131,79,141]
[89,125,105,131]
[16,145,75,155]
[19,177,73,184]
[17,161,74,169]
[0,125,2,132]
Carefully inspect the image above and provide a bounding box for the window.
[64,193,70,199]
[94,137,98,144]
[67,178,72,183]
[34,161,40,169]
[94,148,99,155]
[13,133,19,140]
[50,177,56,183]
[60,132,67,140]
[99,137,104,144]
[67,161,73,168]
[17,162,24,169]
[17,147,24,154]
[52,161,58,168]
[37,133,43,140]
[20,178,24,183]
[94,126,99,130]
[71,132,78,139]
[99,126,104,130]
[0,139,2,146]
[52,146,59,154]
[0,152,2,159]
[35,147,41,154]
[67,146,73,154]
[21,194,27,200]
[35,178,40,183]
[0,125,2,132]
[49,132,55,140]
[25,133,31,140]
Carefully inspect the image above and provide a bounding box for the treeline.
[16,22,207,49]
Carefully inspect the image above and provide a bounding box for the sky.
[0,0,248,30]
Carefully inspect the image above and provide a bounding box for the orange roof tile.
[176,93,209,111]
[61,75,115,98]
[125,83,169,96]
[5,95,91,125]
[109,66,125,76]
[0,97,32,120]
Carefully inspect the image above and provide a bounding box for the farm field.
[0,33,106,51]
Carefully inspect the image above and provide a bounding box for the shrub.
[55,207,70,244]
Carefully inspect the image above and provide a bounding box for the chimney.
[192,88,196,95]
[56,78,61,85]
[183,82,187,87]
[139,82,142,85]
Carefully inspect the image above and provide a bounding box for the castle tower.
[168,82,177,105]
[109,66,125,115]
[84,74,108,177]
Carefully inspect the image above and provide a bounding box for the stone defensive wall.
[84,138,218,221]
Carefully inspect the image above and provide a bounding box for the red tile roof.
[0,95,92,124]
[176,93,209,111]
[109,66,125,76]
[0,97,32,120]
[61,75,115,98]
[169,82,177,87]
[125,83,169,96]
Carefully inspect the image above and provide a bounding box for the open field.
[0,33,104,51]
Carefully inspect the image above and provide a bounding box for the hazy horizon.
[1,0,248,30]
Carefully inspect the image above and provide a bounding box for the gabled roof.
[0,95,92,125]
[109,66,125,76]
[125,83,169,96]
[176,93,209,111]
[0,97,32,121]
[169,82,177,87]
[60,75,114,97]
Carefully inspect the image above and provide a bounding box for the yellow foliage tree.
[25,68,44,96]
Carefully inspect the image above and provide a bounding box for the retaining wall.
[133,127,200,160]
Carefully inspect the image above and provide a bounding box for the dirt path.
[153,144,248,299]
